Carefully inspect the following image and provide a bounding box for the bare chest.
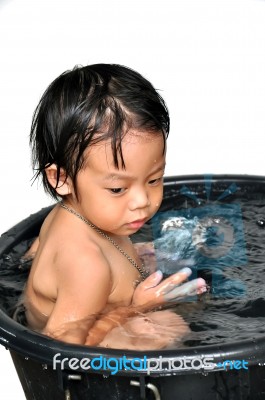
[103,238,143,306]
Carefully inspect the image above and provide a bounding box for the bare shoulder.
[55,237,112,285]
[30,204,113,300]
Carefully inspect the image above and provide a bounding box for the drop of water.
[257,219,265,227]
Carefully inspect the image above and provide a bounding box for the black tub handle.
[130,379,161,400]
[63,374,82,400]
[65,388,71,400]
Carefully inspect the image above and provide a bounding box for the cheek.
[152,187,164,209]
[92,197,124,216]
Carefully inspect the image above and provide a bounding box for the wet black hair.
[30,63,170,200]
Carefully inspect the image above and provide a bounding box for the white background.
[0,0,265,398]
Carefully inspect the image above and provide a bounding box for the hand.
[98,310,190,350]
[132,267,207,310]
[23,237,40,259]
[85,306,139,346]
[133,242,157,274]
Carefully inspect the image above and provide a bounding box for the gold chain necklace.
[60,202,148,281]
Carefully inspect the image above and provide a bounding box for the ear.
[45,164,73,196]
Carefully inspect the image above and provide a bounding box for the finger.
[138,270,164,290]
[164,278,207,301]
[169,267,193,284]
[154,267,192,296]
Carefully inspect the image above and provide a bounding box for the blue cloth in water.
[153,216,206,273]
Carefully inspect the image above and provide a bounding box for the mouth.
[126,218,147,230]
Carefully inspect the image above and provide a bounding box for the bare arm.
[41,244,112,345]
[25,238,206,346]
[85,267,206,346]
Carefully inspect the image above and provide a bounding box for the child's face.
[71,131,166,236]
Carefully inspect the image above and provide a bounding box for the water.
[133,189,265,347]
[0,238,34,318]
[1,190,265,348]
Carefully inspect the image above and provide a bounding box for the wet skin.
[24,132,206,349]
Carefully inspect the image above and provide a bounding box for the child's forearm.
[85,304,148,346]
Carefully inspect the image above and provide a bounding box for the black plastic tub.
[1,174,265,400]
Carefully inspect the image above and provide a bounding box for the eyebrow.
[103,163,166,182]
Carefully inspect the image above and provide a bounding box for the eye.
[107,188,126,195]
[148,177,163,186]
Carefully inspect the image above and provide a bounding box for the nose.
[128,187,151,211]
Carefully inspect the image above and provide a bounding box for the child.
[23,64,206,349]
